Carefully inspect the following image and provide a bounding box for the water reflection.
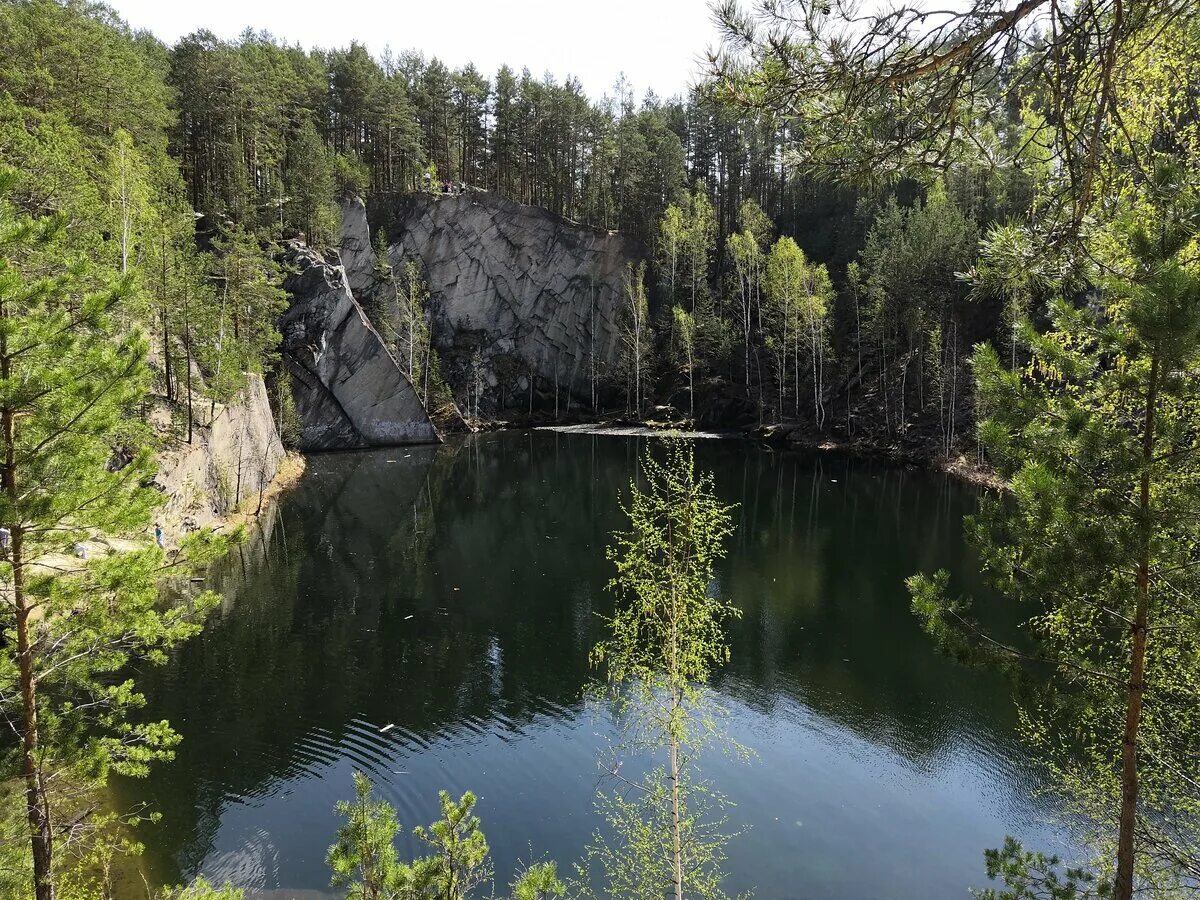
[116,432,1078,899]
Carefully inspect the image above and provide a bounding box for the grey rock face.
[279,241,440,449]
[339,196,398,321]
[363,192,644,416]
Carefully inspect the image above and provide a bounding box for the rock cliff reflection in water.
[117,431,1078,899]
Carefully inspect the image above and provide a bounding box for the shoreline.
[753,426,1007,490]
[490,418,1006,491]
[220,451,307,533]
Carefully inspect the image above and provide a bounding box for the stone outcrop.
[279,241,440,450]
[357,192,644,417]
[155,373,285,541]
[339,196,397,321]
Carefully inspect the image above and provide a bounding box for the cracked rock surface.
[357,192,644,416]
[279,240,440,449]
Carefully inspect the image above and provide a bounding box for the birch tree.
[584,439,741,900]
[672,306,696,421]
[103,129,151,276]
[618,262,651,417]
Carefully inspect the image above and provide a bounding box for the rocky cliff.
[354,192,644,417]
[279,241,441,450]
[154,373,286,542]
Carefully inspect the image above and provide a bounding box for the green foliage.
[974,838,1100,900]
[333,152,372,200]
[583,438,743,899]
[0,0,174,151]
[763,235,833,423]
[684,188,717,309]
[328,771,405,900]
[410,790,492,900]
[710,0,1192,233]
[328,775,496,900]
[510,861,565,900]
[595,439,738,695]
[272,371,302,450]
[615,262,653,416]
[670,305,697,417]
[103,128,153,275]
[909,166,1200,893]
[159,877,246,899]
[380,259,454,419]
[394,260,431,383]
[199,223,289,402]
[578,765,740,900]
[286,120,340,245]
[0,164,230,898]
[159,883,246,900]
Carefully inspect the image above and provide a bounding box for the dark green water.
[117,431,1079,898]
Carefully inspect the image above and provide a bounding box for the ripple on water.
[127,433,1084,899]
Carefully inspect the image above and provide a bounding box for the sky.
[106,0,724,101]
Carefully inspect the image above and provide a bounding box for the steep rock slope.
[360,192,644,416]
[155,374,285,541]
[279,241,440,449]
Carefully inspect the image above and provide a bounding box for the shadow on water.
[113,431,1079,899]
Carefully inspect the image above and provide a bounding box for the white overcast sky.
[107,0,724,101]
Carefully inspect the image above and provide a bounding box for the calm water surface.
[118,431,1079,898]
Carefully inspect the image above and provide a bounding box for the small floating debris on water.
[404,614,414,620]
[379,724,396,733]
[831,479,838,483]
[404,454,411,458]
[453,587,460,591]
[386,460,397,463]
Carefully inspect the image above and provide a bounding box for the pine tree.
[329,775,559,900]
[909,163,1200,898]
[328,771,406,900]
[410,791,492,900]
[0,168,223,900]
[285,120,338,245]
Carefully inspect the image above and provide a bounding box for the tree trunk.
[688,346,694,420]
[15,532,54,900]
[184,288,194,444]
[1115,353,1159,900]
[3,309,54,899]
[161,230,173,404]
[670,711,684,900]
[669,574,684,900]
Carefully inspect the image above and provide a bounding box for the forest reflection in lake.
[117,431,1079,899]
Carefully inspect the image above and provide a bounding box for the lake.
[117,430,1080,898]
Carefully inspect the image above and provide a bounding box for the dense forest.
[0,0,1021,456]
[2,0,1200,898]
